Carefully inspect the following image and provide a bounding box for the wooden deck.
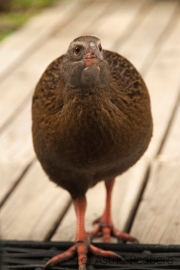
[1,0,180,245]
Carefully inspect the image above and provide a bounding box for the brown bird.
[32,35,153,270]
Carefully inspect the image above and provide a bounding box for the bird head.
[62,36,110,88]
[67,36,103,67]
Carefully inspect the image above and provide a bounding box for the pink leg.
[91,179,138,243]
[43,195,123,270]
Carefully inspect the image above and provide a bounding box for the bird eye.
[74,46,81,55]
[99,44,102,52]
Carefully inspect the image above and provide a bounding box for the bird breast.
[41,89,147,171]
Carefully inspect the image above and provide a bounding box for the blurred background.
[0,0,180,246]
[0,0,57,41]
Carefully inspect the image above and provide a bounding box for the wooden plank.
[0,0,112,130]
[117,0,179,70]
[131,99,180,244]
[0,100,34,204]
[130,159,180,244]
[1,161,71,240]
[78,0,148,50]
[0,0,85,82]
[160,101,180,158]
[143,12,180,160]
[130,15,180,244]
[52,1,180,242]
[128,8,180,241]
[95,0,153,50]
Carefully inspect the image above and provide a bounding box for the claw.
[91,216,139,244]
[112,227,139,243]
[43,245,76,270]
[43,241,124,269]
[89,244,125,261]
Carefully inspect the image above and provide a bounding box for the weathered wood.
[0,100,34,204]
[143,12,180,160]
[118,0,179,70]
[130,99,180,243]
[130,159,180,244]
[160,102,180,158]
[130,17,180,244]
[81,0,147,49]
[52,0,180,242]
[1,161,71,240]
[0,0,85,82]
[128,10,180,242]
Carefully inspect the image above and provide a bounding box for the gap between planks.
[131,159,180,244]
[132,100,180,244]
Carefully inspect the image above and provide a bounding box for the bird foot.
[43,243,76,270]
[90,216,139,243]
[43,239,124,270]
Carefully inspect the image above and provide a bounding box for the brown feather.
[32,36,153,199]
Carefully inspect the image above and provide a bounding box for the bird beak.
[83,42,103,67]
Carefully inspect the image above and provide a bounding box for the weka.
[32,35,153,269]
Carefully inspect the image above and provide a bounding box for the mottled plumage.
[32,36,153,270]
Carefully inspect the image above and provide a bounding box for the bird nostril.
[90,51,96,58]
[84,51,96,59]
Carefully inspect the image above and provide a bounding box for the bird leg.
[90,179,138,243]
[43,195,123,270]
